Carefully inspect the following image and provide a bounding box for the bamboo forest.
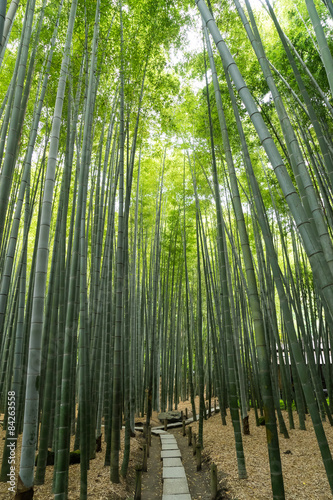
[1,0,333,498]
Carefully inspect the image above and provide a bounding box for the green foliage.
[279,399,297,411]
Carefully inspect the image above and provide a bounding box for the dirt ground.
[1,399,333,499]
[189,405,333,500]
[141,433,162,500]
[0,426,140,499]
[169,426,231,500]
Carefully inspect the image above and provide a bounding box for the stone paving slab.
[160,431,192,498]
[163,466,186,479]
[163,478,190,495]
[162,443,178,450]
[161,449,181,458]
[158,410,223,499]
[163,457,182,467]
[151,429,168,435]
[164,421,184,428]
[162,495,191,500]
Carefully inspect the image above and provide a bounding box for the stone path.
[141,405,220,498]
[160,432,191,500]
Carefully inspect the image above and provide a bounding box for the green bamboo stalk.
[304,0,333,97]
[18,2,78,494]
[233,78,333,493]
[0,0,36,245]
[110,0,125,483]
[197,0,333,332]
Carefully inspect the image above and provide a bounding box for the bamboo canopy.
[0,0,333,498]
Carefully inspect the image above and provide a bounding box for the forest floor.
[1,399,333,499]
[189,406,333,500]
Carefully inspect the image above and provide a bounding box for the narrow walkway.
[141,432,163,500]
[159,432,191,500]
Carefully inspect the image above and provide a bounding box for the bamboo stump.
[187,426,192,446]
[196,444,202,471]
[134,466,142,500]
[243,415,250,435]
[148,425,152,446]
[185,407,188,419]
[211,463,217,499]
[142,444,147,472]
[146,435,149,458]
[164,419,168,431]
[95,434,102,453]
[193,433,197,455]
